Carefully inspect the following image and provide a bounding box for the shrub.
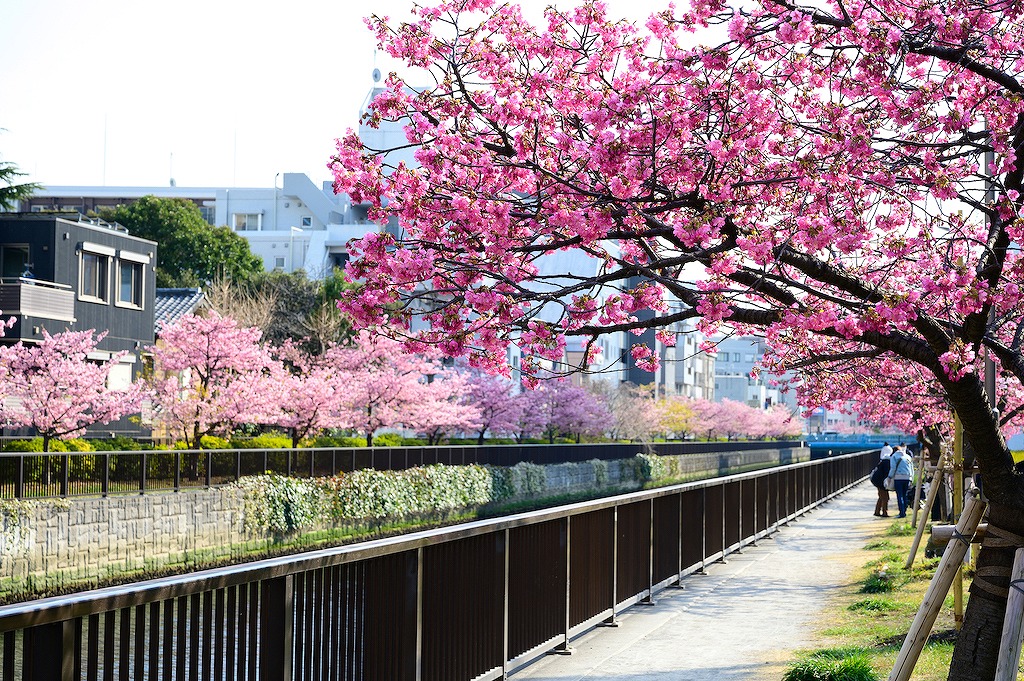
[319,464,493,520]
[506,462,546,497]
[634,453,668,483]
[63,439,94,452]
[372,433,403,448]
[783,654,877,681]
[311,435,368,448]
[231,434,292,450]
[401,437,428,447]
[4,439,64,452]
[88,436,145,451]
[590,459,609,487]
[174,436,230,450]
[236,474,328,534]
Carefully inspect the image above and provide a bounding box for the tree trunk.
[947,503,1024,681]
[366,430,374,448]
[940,374,1024,680]
[478,430,486,445]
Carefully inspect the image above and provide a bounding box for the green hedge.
[234,454,662,535]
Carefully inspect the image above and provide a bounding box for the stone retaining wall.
[0,445,807,600]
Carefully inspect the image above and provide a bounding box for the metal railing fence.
[0,440,805,500]
[0,449,873,681]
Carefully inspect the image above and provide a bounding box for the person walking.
[887,445,915,518]
[880,442,893,460]
[870,451,891,517]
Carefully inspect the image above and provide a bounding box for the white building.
[712,336,799,411]
[16,173,372,279]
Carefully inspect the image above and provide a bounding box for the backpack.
[870,458,890,486]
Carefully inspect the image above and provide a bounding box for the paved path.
[511,481,883,681]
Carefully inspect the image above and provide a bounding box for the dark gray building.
[0,213,157,435]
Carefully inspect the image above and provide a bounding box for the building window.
[274,256,286,270]
[233,213,261,231]
[117,260,144,308]
[329,252,350,270]
[1,244,29,278]
[301,216,312,227]
[80,252,110,302]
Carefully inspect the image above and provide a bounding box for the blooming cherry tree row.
[0,314,807,449]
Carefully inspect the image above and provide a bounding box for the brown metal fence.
[0,440,805,501]
[0,449,874,681]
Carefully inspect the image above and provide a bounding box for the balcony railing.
[0,277,75,323]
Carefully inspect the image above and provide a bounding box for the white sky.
[0,0,676,190]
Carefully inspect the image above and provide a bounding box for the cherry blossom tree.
[270,342,352,448]
[331,2,1024,672]
[149,313,280,449]
[596,382,663,441]
[526,380,609,443]
[0,330,142,451]
[659,396,697,440]
[465,372,523,444]
[511,390,550,442]
[332,330,443,446]
[406,370,481,444]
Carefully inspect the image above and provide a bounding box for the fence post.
[23,619,75,681]
[235,450,241,483]
[259,575,294,681]
[205,452,212,488]
[605,506,620,626]
[174,453,181,491]
[60,455,69,497]
[15,455,24,499]
[140,452,147,494]
[102,453,110,498]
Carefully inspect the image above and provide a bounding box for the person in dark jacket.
[870,453,891,517]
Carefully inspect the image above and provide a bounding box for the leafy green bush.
[372,433,403,448]
[88,436,146,451]
[311,435,368,448]
[231,434,292,449]
[634,453,668,482]
[318,464,493,520]
[236,475,328,534]
[400,437,428,446]
[63,439,94,452]
[783,653,878,681]
[4,439,62,452]
[174,436,230,450]
[590,459,609,487]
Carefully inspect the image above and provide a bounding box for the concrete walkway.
[511,481,883,681]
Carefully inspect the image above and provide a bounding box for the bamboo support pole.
[931,523,987,543]
[888,493,986,681]
[911,450,925,529]
[905,452,947,569]
[995,548,1024,681]
[953,415,965,630]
